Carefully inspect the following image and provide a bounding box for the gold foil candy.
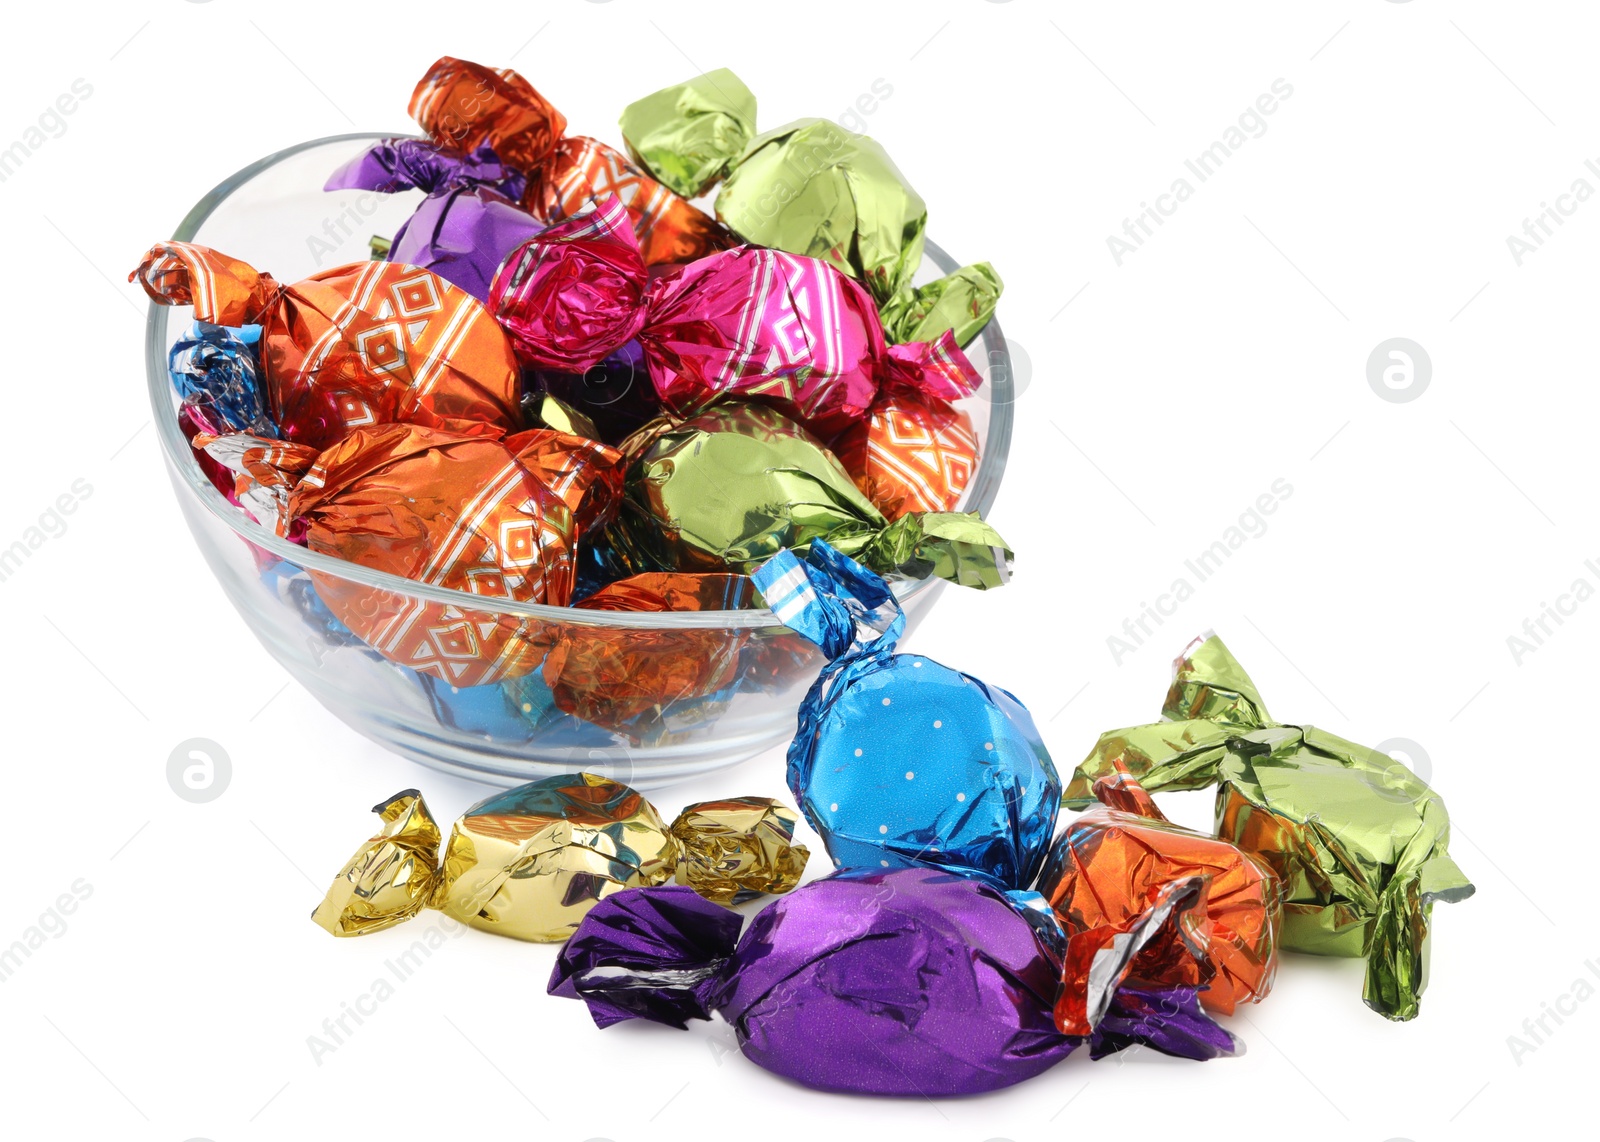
[670,798,810,904]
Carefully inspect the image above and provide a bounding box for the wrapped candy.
[168,321,276,438]
[1039,764,1281,1030]
[551,869,1238,1096]
[199,422,621,686]
[531,572,758,732]
[325,138,536,302]
[607,402,1011,589]
[132,242,521,450]
[619,71,1002,344]
[753,542,1054,888]
[1064,632,1475,1020]
[833,391,979,517]
[408,56,727,265]
[489,195,980,438]
[311,773,807,941]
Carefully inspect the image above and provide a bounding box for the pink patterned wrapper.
[488,197,981,438]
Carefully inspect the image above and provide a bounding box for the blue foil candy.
[168,321,277,437]
[753,542,1059,890]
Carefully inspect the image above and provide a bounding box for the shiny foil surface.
[754,542,1057,887]
[133,241,522,451]
[201,422,621,686]
[168,321,277,438]
[313,774,805,944]
[834,392,979,517]
[1038,765,1281,1028]
[408,56,727,265]
[1065,632,1475,1020]
[551,871,1238,1096]
[609,401,1011,589]
[488,195,982,437]
[618,69,757,199]
[325,138,540,302]
[533,572,758,731]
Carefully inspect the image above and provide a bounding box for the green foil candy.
[618,69,757,199]
[617,72,1001,346]
[1063,632,1473,1021]
[608,402,1010,590]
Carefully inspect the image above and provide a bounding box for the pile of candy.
[313,543,1473,1097]
[135,58,1013,741]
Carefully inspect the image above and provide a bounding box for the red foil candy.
[409,56,727,266]
[834,393,980,517]
[132,243,521,452]
[490,197,981,438]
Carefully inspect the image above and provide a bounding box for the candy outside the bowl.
[131,242,521,451]
[198,421,622,687]
[619,70,1002,345]
[1039,763,1281,1029]
[550,870,1238,1097]
[753,541,1054,888]
[487,195,982,439]
[606,402,1010,589]
[1064,632,1475,1021]
[408,56,729,266]
[311,773,808,942]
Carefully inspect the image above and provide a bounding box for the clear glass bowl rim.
[145,131,1015,632]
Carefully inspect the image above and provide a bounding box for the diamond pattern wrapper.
[1038,765,1281,1024]
[132,242,521,451]
[754,542,1052,889]
[604,401,1009,590]
[834,392,979,517]
[669,798,810,905]
[488,195,983,438]
[531,573,757,732]
[312,775,806,944]
[1063,632,1475,1020]
[199,423,621,687]
[616,74,1003,344]
[551,871,1238,1097]
[408,56,728,265]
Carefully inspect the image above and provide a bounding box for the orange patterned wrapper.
[133,243,521,451]
[834,393,979,517]
[534,573,756,730]
[204,422,622,687]
[409,56,728,265]
[1038,764,1281,1031]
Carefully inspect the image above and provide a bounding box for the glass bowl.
[146,132,1014,791]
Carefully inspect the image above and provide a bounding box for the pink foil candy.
[489,197,980,437]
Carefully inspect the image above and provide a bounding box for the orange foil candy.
[1038,765,1281,1032]
[834,393,979,517]
[202,422,623,687]
[535,573,756,731]
[408,56,727,265]
[133,243,521,451]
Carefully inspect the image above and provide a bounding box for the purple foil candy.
[325,138,541,301]
[1092,987,1240,1061]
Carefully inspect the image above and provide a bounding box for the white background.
[1,2,1592,1138]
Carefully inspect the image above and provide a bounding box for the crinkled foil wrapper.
[1064,632,1475,1020]
[313,774,805,943]
[610,401,1010,589]
[834,392,979,517]
[754,542,1056,888]
[1038,765,1281,1026]
[132,241,520,451]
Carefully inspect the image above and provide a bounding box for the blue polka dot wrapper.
[753,541,1059,889]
